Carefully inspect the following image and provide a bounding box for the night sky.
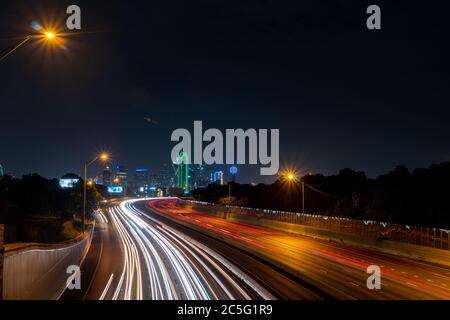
[1,0,449,183]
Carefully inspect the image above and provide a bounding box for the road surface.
[63,199,319,300]
[63,198,450,300]
[144,198,450,300]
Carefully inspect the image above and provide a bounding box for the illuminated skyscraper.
[190,164,209,189]
[102,166,112,186]
[159,164,175,189]
[134,168,150,187]
[0,164,4,177]
[176,151,189,193]
[212,171,224,185]
[115,164,128,195]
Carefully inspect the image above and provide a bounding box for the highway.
[63,199,287,300]
[64,198,450,300]
[144,198,450,300]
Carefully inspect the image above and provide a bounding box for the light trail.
[146,198,450,300]
[99,274,114,300]
[101,199,269,300]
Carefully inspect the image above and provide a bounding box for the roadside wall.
[2,226,93,300]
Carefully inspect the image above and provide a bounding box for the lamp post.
[283,170,339,215]
[0,30,59,63]
[284,171,305,214]
[0,36,32,62]
[301,180,305,214]
[83,153,108,233]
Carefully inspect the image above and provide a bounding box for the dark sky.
[1,0,449,183]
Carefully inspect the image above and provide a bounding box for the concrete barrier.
[182,200,450,267]
[2,226,93,300]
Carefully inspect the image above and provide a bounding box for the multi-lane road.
[63,199,275,300]
[63,198,450,300]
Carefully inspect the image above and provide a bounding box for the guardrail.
[186,200,450,251]
[2,225,94,300]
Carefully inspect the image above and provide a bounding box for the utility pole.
[83,162,88,233]
[83,153,109,234]
[301,181,305,214]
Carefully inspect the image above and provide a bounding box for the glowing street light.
[45,32,55,39]
[281,170,297,182]
[83,153,109,233]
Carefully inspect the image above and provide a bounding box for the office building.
[211,171,224,185]
[102,166,112,186]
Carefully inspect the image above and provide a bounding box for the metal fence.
[187,200,450,251]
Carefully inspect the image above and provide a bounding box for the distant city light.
[108,186,124,193]
[212,171,224,185]
[59,177,80,188]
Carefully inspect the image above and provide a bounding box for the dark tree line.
[0,174,107,243]
[192,162,450,229]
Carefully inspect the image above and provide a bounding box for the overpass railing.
[186,200,450,251]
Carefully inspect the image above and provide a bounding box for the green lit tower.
[176,151,189,193]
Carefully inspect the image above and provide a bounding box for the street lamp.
[282,170,305,214]
[0,28,60,62]
[83,153,109,233]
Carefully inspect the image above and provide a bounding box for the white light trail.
[99,274,114,300]
[100,198,271,300]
